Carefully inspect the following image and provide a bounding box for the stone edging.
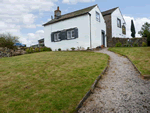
[75,56,110,112]
[108,49,150,80]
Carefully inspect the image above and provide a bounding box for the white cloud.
[19,30,44,47]
[123,15,150,38]
[0,0,57,37]
[62,0,95,4]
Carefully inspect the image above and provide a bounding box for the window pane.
[72,30,75,38]
[67,31,71,39]
[54,34,57,41]
[96,12,100,22]
[57,33,60,41]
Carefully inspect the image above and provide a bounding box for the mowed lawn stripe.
[0,51,109,113]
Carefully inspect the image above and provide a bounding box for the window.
[96,11,100,22]
[54,32,60,42]
[67,30,75,39]
[117,18,121,28]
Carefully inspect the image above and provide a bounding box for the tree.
[138,22,150,46]
[138,22,150,37]
[0,33,20,49]
[131,20,136,38]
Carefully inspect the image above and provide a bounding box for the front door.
[102,30,105,46]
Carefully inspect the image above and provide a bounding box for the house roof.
[102,7,118,16]
[43,4,97,26]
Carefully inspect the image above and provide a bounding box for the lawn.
[0,51,108,113]
[108,47,150,76]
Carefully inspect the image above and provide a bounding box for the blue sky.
[0,0,150,46]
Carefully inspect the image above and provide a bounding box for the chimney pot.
[57,6,59,10]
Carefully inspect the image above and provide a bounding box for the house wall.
[44,14,90,51]
[111,8,126,38]
[89,6,107,48]
[103,15,112,47]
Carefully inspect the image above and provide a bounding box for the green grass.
[108,47,150,76]
[0,51,109,113]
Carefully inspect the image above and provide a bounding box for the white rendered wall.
[111,8,126,38]
[89,5,107,48]
[44,14,90,51]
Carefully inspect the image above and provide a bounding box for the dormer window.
[117,18,121,28]
[96,11,100,22]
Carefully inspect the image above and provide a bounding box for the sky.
[0,0,150,47]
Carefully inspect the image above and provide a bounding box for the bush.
[26,47,34,53]
[43,47,52,51]
[123,43,131,47]
[142,42,147,47]
[35,48,40,52]
[87,47,90,50]
[115,42,122,47]
[71,47,75,51]
[58,48,61,51]
[40,48,44,52]
[0,33,19,49]
[133,43,138,47]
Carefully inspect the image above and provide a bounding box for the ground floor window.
[67,30,75,39]
[54,32,60,42]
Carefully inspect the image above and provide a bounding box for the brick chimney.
[54,6,61,19]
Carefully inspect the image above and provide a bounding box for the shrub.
[124,43,131,47]
[40,48,44,52]
[35,48,40,52]
[58,48,61,51]
[133,43,138,47]
[115,42,122,47]
[30,47,34,53]
[142,42,147,47]
[71,47,75,51]
[26,48,30,53]
[0,33,19,49]
[87,47,90,50]
[42,47,52,51]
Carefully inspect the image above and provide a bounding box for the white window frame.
[67,30,75,39]
[54,32,60,42]
[96,11,100,22]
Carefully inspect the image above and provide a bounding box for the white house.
[43,4,107,50]
[102,7,126,47]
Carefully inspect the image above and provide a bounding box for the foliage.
[43,47,52,51]
[108,47,150,75]
[87,47,90,50]
[71,47,75,51]
[131,20,136,38]
[26,47,34,53]
[58,48,61,51]
[0,33,19,49]
[142,42,147,47]
[133,43,138,47]
[35,48,40,52]
[138,22,150,45]
[0,51,109,112]
[115,42,122,47]
[138,22,150,37]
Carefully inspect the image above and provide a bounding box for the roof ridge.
[62,4,97,16]
[102,7,118,13]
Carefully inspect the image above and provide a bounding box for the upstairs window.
[117,18,121,28]
[67,30,75,39]
[96,11,100,22]
[54,32,60,42]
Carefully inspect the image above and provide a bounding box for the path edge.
[108,49,150,80]
[75,56,110,112]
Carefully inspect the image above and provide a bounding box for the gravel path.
[78,48,150,113]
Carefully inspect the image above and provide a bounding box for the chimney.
[51,15,53,20]
[54,6,61,19]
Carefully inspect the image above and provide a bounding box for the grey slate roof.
[43,4,97,26]
[102,7,118,16]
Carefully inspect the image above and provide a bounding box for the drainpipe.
[88,13,92,49]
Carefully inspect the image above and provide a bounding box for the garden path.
[78,48,150,113]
